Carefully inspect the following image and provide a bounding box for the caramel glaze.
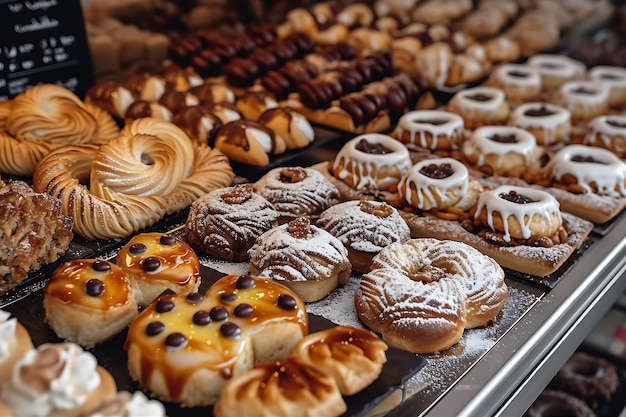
[45,259,133,310]
[116,232,201,287]
[124,274,308,401]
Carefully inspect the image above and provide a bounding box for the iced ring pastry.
[116,232,202,307]
[588,65,626,107]
[392,110,465,151]
[124,274,308,407]
[550,80,610,124]
[584,115,626,158]
[248,217,351,302]
[462,125,541,176]
[330,133,412,196]
[509,102,571,146]
[474,185,563,243]
[254,166,340,224]
[485,63,542,105]
[44,259,138,347]
[185,184,280,261]
[446,86,511,130]
[355,238,507,353]
[546,144,626,197]
[527,54,586,92]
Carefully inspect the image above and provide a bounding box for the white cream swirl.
[0,309,16,359]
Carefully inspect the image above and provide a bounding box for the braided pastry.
[32,118,235,240]
[0,84,119,176]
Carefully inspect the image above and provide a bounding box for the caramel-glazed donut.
[33,118,235,240]
[0,84,119,176]
[355,238,507,353]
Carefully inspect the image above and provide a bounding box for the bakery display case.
[1,0,626,416]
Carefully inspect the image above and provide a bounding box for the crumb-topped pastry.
[446,86,511,130]
[317,200,410,274]
[186,184,280,261]
[124,274,308,407]
[116,232,202,307]
[584,115,626,158]
[391,110,465,151]
[248,217,351,302]
[254,167,340,224]
[509,102,572,146]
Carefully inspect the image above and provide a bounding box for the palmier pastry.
[545,144,626,197]
[588,65,626,107]
[0,310,33,383]
[317,200,410,274]
[509,102,572,146]
[550,81,610,124]
[185,184,280,261]
[392,110,465,151]
[584,115,626,158]
[254,167,339,224]
[32,117,235,240]
[446,86,510,130]
[330,133,412,200]
[44,259,137,347]
[116,232,201,308]
[258,107,315,151]
[124,274,308,407]
[355,238,507,353]
[248,217,351,302]
[214,356,346,417]
[0,342,117,417]
[0,84,119,176]
[485,63,542,105]
[213,119,279,167]
[399,157,472,212]
[0,180,73,295]
[527,54,586,92]
[474,185,563,243]
[290,326,388,395]
[462,126,542,177]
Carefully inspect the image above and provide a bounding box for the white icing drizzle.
[394,110,464,149]
[554,80,609,115]
[584,115,626,152]
[449,86,506,115]
[509,102,571,145]
[332,133,412,191]
[547,144,626,197]
[399,157,469,210]
[588,65,626,105]
[463,125,538,169]
[475,185,562,242]
[527,54,586,85]
[491,63,542,98]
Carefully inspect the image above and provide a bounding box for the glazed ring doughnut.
[392,110,465,151]
[32,118,235,240]
[0,84,119,176]
[355,238,507,353]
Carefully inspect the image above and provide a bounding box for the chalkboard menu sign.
[0,0,94,101]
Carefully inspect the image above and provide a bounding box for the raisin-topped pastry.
[254,167,339,224]
[484,63,542,105]
[248,217,351,302]
[550,81,610,124]
[584,115,626,158]
[462,125,543,178]
[124,274,308,407]
[527,54,586,92]
[116,232,202,308]
[392,110,465,151]
[588,65,626,107]
[509,102,572,146]
[445,86,511,130]
[185,184,280,261]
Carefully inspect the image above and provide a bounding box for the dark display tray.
[4,264,426,417]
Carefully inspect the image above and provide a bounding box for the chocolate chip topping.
[156,299,175,313]
[420,163,454,179]
[524,105,556,117]
[193,310,212,326]
[160,234,177,245]
[416,118,450,126]
[236,275,256,289]
[571,155,602,163]
[355,138,391,154]
[465,93,493,102]
[220,292,237,303]
[607,119,626,128]
[234,303,253,317]
[499,190,535,204]
[142,256,161,272]
[488,134,518,143]
[570,86,598,95]
[507,70,530,78]
[146,321,166,336]
[165,332,187,348]
[92,260,111,272]
[85,279,104,297]
[277,293,297,310]
[220,322,241,338]
[129,243,147,254]
[186,292,204,304]
[210,306,229,321]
